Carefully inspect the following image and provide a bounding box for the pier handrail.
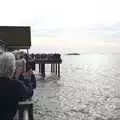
[18,100,34,120]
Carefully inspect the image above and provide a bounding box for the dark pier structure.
[29,53,62,78]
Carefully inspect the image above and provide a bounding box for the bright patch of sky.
[0,0,120,53]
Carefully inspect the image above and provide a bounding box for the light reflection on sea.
[33,54,120,120]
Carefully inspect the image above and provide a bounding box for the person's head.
[0,52,16,78]
[12,50,20,60]
[19,51,25,59]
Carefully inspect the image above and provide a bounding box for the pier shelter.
[0,26,31,50]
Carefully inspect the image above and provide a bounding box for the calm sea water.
[33,54,120,120]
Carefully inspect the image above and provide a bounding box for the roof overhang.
[0,26,31,50]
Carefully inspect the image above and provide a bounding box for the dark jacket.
[19,74,36,89]
[0,77,33,120]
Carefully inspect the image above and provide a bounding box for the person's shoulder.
[11,79,25,87]
[0,78,25,90]
[12,79,29,94]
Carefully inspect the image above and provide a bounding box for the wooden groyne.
[28,53,62,78]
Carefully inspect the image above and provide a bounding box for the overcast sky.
[0,0,120,53]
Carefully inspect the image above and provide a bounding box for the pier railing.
[17,101,34,120]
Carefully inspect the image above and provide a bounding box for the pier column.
[41,63,45,78]
[53,64,55,73]
[51,64,53,72]
[39,64,41,73]
[58,63,60,77]
[56,64,57,75]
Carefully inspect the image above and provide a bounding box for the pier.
[28,53,62,78]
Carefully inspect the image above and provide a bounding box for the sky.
[0,0,120,53]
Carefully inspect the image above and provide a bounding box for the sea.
[33,54,120,120]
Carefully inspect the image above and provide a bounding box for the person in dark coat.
[0,52,33,120]
[19,65,36,90]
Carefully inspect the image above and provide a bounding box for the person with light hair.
[0,52,16,78]
[0,52,33,120]
[13,50,26,80]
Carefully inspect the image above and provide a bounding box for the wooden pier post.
[53,64,55,73]
[39,63,41,73]
[56,64,57,75]
[51,64,53,72]
[41,63,45,78]
[58,63,60,77]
